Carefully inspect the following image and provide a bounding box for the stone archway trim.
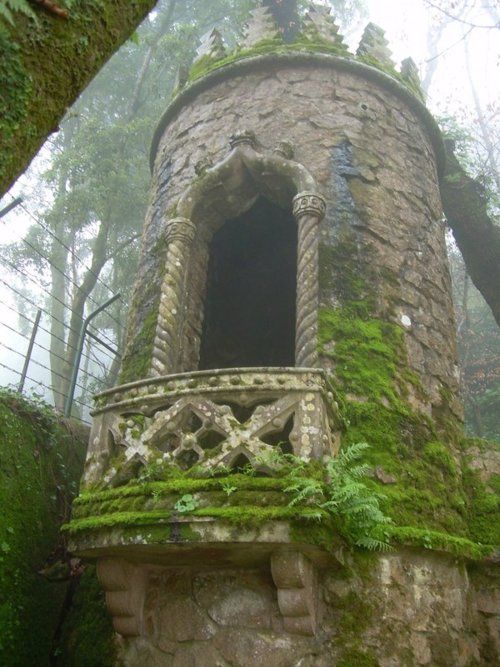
[150,132,326,376]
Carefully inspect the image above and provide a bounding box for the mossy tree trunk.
[0,0,157,195]
[441,140,500,328]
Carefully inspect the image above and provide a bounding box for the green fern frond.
[0,0,38,24]
[354,535,393,551]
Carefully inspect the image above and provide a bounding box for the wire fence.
[0,195,125,426]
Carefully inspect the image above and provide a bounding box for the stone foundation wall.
[117,549,498,666]
[124,60,459,420]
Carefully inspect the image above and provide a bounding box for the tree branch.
[424,0,499,28]
[440,140,500,327]
[0,0,157,195]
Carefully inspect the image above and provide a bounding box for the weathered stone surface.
[124,61,459,422]
[193,571,277,629]
[241,5,280,49]
[213,627,309,666]
[114,550,497,666]
[76,19,499,667]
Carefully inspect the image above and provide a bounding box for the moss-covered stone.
[317,303,499,553]
[0,1,156,193]
[0,392,86,664]
[118,306,158,383]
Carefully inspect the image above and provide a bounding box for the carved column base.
[271,550,319,636]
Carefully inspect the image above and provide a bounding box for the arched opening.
[199,197,297,370]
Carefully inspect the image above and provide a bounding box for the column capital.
[229,129,257,150]
[292,191,326,220]
[165,217,196,244]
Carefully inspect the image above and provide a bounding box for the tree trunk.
[0,0,157,195]
[440,141,500,327]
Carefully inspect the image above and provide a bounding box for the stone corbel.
[271,550,319,636]
[292,191,326,368]
[151,217,196,376]
[97,559,147,637]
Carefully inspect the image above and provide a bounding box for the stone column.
[151,217,196,376]
[292,191,326,368]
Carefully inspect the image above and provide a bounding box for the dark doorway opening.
[199,197,297,370]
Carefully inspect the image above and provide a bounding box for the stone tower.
[67,4,498,665]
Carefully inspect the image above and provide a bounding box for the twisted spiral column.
[293,192,326,368]
[151,217,196,376]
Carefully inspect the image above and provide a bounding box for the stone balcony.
[83,367,339,487]
[68,368,340,637]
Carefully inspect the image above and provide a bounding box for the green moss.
[338,649,378,667]
[118,306,157,383]
[319,307,405,404]
[192,505,327,525]
[289,519,339,552]
[357,53,424,101]
[462,463,500,547]
[76,474,291,503]
[330,590,376,665]
[55,566,116,666]
[489,473,500,494]
[183,35,420,102]
[0,29,32,148]
[386,525,491,559]
[423,441,457,475]
[318,305,471,538]
[63,509,172,533]
[0,392,86,664]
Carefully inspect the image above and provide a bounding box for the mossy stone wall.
[0,394,114,665]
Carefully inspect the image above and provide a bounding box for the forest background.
[0,0,498,440]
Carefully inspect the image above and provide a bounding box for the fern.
[0,0,37,24]
[322,443,392,550]
[282,442,392,551]
[284,476,323,506]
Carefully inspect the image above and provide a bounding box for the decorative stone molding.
[292,191,326,219]
[194,155,213,176]
[357,22,394,70]
[273,140,294,159]
[164,217,196,244]
[193,28,226,65]
[302,4,346,49]
[97,559,147,637]
[400,57,423,99]
[147,129,325,373]
[241,5,280,49]
[151,217,196,377]
[229,129,257,149]
[271,550,318,636]
[292,191,326,368]
[83,369,339,485]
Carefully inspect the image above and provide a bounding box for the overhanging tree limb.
[440,140,500,327]
[0,0,158,195]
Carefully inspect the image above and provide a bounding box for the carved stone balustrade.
[83,367,339,487]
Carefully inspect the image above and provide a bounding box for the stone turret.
[66,3,498,665]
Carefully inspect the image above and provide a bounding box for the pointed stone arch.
[151,130,326,376]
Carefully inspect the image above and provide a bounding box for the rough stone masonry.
[68,4,499,665]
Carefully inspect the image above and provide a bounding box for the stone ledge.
[68,517,337,570]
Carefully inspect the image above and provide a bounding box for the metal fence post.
[64,293,121,418]
[18,309,42,393]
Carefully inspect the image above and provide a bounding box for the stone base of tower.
[80,548,497,666]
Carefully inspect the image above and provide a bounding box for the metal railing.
[0,195,125,426]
